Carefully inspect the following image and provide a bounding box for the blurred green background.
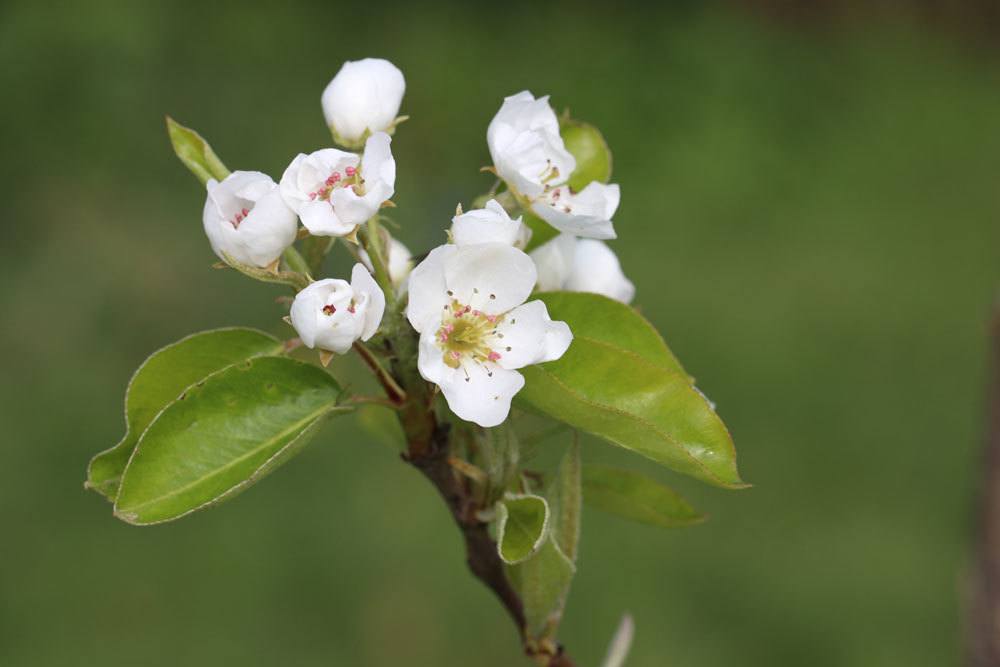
[2,1,999,665]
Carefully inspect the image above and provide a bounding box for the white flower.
[359,235,414,292]
[531,234,635,304]
[451,199,531,249]
[406,215,572,428]
[321,58,405,148]
[487,91,620,240]
[290,263,386,354]
[202,171,298,268]
[279,132,395,237]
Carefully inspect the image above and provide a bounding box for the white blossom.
[406,208,572,427]
[321,58,405,148]
[451,199,531,249]
[202,171,297,268]
[531,234,635,304]
[290,263,386,354]
[359,235,414,292]
[279,132,395,238]
[487,91,619,240]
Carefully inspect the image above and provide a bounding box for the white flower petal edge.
[407,241,571,428]
[279,132,396,237]
[289,263,386,354]
[451,199,531,249]
[321,58,405,148]
[487,91,620,240]
[530,233,635,304]
[203,171,297,268]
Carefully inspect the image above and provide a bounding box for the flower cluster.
[195,58,637,427]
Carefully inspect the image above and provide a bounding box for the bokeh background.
[2,1,999,665]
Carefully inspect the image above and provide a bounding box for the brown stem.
[968,304,1000,666]
[353,341,406,404]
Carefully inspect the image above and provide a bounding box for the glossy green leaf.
[547,440,581,563]
[508,536,576,637]
[496,494,549,564]
[166,116,229,185]
[517,292,744,488]
[86,328,284,501]
[583,465,704,528]
[560,117,612,192]
[114,356,344,525]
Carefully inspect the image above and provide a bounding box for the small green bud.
[166,116,229,186]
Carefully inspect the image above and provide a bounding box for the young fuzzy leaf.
[560,117,612,192]
[86,328,284,501]
[114,356,344,525]
[166,116,230,185]
[583,465,704,528]
[517,292,745,489]
[508,536,576,637]
[548,440,582,562]
[496,494,549,564]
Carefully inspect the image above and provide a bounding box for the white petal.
[495,300,573,370]
[299,200,355,236]
[350,263,386,341]
[321,58,405,145]
[443,244,536,315]
[565,239,635,304]
[532,182,620,240]
[202,171,296,268]
[450,199,526,247]
[438,361,525,428]
[290,279,348,349]
[406,245,456,332]
[529,233,576,292]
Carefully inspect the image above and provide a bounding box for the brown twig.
[968,303,1000,666]
[353,341,406,404]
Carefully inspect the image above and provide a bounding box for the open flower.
[531,234,635,304]
[487,91,620,240]
[279,132,395,237]
[290,263,386,355]
[407,209,572,427]
[359,234,414,292]
[202,171,298,268]
[321,58,405,149]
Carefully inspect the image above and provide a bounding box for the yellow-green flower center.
[437,300,505,369]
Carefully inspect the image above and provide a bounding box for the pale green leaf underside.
[114,356,343,525]
[496,494,549,565]
[517,292,744,489]
[547,440,581,563]
[583,465,704,528]
[87,328,284,501]
[560,117,613,192]
[508,535,576,637]
[166,116,229,185]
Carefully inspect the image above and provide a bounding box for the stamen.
[322,304,336,315]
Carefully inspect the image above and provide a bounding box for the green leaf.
[517,292,744,489]
[523,211,561,253]
[547,440,581,563]
[166,116,230,185]
[86,328,284,501]
[508,536,576,637]
[496,494,549,564]
[220,252,310,291]
[560,117,612,192]
[114,356,344,525]
[583,465,704,528]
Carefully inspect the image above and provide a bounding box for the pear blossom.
[290,263,386,355]
[280,132,395,237]
[202,171,297,268]
[321,58,405,148]
[406,207,572,427]
[487,91,620,240]
[359,235,414,292]
[531,234,635,304]
[451,199,532,249]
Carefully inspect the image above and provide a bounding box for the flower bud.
[530,234,634,304]
[289,264,386,354]
[202,171,297,268]
[321,58,405,149]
